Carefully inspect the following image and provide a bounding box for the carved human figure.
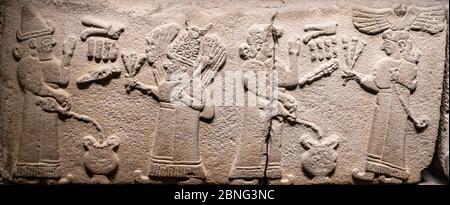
[229,24,299,184]
[13,4,72,183]
[343,30,427,183]
[130,23,226,183]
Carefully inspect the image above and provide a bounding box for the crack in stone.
[262,13,280,185]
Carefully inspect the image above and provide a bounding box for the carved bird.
[352,4,446,35]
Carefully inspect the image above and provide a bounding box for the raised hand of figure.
[288,40,301,56]
[62,36,77,66]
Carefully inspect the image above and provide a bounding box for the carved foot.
[229,178,259,185]
[269,174,294,185]
[134,170,151,184]
[13,177,41,184]
[55,174,73,184]
[177,177,205,185]
[312,176,331,184]
[378,175,403,184]
[91,175,111,184]
[352,168,375,182]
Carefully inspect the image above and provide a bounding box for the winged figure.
[129,22,227,183]
[144,22,226,89]
[352,4,446,34]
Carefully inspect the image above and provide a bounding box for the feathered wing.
[145,23,180,64]
[409,6,446,34]
[199,34,227,88]
[352,6,395,34]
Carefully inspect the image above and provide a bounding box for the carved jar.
[83,135,120,184]
[301,134,340,184]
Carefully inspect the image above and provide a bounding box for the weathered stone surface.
[437,13,449,179]
[0,0,448,184]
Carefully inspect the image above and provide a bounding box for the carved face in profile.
[381,39,398,57]
[247,26,268,51]
[30,34,56,61]
[238,43,255,60]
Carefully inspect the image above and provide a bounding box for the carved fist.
[342,69,358,80]
[54,90,71,111]
[276,101,296,120]
[390,67,400,82]
[283,95,297,113]
[414,115,429,130]
[125,78,138,92]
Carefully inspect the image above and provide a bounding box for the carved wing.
[352,6,396,34]
[408,6,446,34]
[199,34,227,88]
[145,23,180,64]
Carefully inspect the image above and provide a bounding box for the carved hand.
[288,40,301,56]
[276,101,296,120]
[342,69,359,80]
[53,89,71,111]
[390,67,400,82]
[35,97,66,114]
[130,79,160,96]
[62,36,77,67]
[279,92,297,113]
[125,78,137,92]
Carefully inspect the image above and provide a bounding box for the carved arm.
[17,58,71,110]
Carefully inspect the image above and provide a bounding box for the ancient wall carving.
[0,0,5,184]
[128,22,227,184]
[0,0,447,184]
[437,12,449,179]
[83,134,120,184]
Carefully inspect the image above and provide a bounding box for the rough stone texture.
[437,10,449,179]
[0,0,7,184]
[0,0,448,184]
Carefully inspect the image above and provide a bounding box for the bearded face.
[34,35,56,61]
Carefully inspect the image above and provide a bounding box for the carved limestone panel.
[0,0,447,184]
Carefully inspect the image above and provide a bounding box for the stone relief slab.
[0,0,447,184]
